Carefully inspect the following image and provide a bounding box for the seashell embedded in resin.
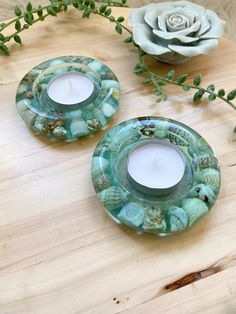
[70,119,90,137]
[53,126,67,138]
[182,198,209,226]
[197,168,221,194]
[98,186,129,210]
[198,154,218,169]
[167,206,189,232]
[189,184,216,207]
[143,207,167,232]
[118,202,145,228]
[92,156,109,178]
[101,103,116,118]
[93,174,112,192]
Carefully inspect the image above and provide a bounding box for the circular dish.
[16,56,120,141]
[91,116,221,236]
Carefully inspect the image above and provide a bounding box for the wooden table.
[0,7,236,314]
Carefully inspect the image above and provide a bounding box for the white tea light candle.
[127,140,185,192]
[48,72,94,105]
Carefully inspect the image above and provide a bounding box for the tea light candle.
[127,140,185,194]
[47,72,94,105]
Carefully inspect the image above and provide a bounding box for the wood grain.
[0,8,236,314]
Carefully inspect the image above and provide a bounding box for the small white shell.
[143,207,166,232]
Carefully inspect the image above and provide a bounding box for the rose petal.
[128,4,157,26]
[195,15,211,36]
[133,24,171,55]
[184,3,206,15]
[153,20,201,41]
[144,4,178,29]
[201,10,225,39]
[168,38,218,57]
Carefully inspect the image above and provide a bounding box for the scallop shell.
[167,206,189,232]
[198,154,218,169]
[53,126,67,138]
[17,83,28,95]
[93,174,111,192]
[182,198,208,226]
[143,207,166,232]
[189,184,216,207]
[101,103,116,118]
[117,203,145,228]
[92,156,109,177]
[70,119,89,137]
[98,187,129,210]
[198,168,220,194]
[17,99,36,126]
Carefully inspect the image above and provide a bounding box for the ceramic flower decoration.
[129,1,225,64]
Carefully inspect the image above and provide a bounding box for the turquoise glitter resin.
[16,56,120,140]
[91,117,221,236]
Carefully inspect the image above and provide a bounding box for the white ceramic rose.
[129,1,225,64]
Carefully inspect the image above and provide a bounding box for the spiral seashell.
[118,203,145,228]
[92,156,109,178]
[143,207,166,232]
[93,174,111,192]
[197,168,220,194]
[189,184,216,208]
[98,186,129,210]
[167,206,189,232]
[182,198,208,226]
[198,154,218,169]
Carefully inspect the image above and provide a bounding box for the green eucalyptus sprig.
[0,0,236,131]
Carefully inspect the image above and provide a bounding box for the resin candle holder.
[16,56,120,141]
[91,116,221,236]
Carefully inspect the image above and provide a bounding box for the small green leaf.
[47,6,57,16]
[166,69,175,80]
[115,24,122,35]
[109,16,115,22]
[193,89,205,102]
[0,23,6,28]
[14,35,22,44]
[227,89,236,101]
[154,87,163,96]
[117,16,125,23]
[193,73,201,87]
[208,93,216,101]
[24,12,34,25]
[162,95,168,101]
[105,8,112,16]
[207,84,215,92]
[26,2,33,12]
[99,4,107,13]
[0,33,5,41]
[182,84,190,92]
[157,79,165,86]
[178,74,188,84]
[143,78,151,84]
[218,89,225,97]
[73,2,79,8]
[15,6,22,17]
[134,64,143,74]
[0,44,9,56]
[124,36,132,43]
[15,20,21,31]
[82,9,90,18]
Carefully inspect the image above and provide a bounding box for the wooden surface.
[0,7,236,314]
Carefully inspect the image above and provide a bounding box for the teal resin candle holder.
[91,116,221,236]
[16,56,120,141]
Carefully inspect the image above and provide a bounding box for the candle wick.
[69,80,73,90]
